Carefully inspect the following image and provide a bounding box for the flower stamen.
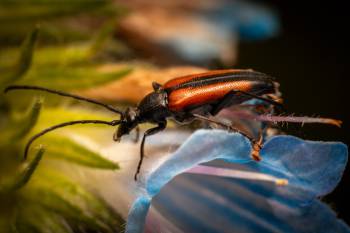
[186,165,288,186]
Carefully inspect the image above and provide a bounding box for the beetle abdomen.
[164,70,276,111]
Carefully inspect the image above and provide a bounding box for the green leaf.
[12,98,42,140]
[0,148,44,193]
[37,107,116,126]
[23,169,124,232]
[14,203,74,233]
[16,26,39,78]
[0,202,16,233]
[11,147,45,191]
[0,1,122,45]
[26,44,91,67]
[0,98,42,147]
[0,0,115,22]
[88,19,116,57]
[42,135,119,169]
[0,26,39,86]
[19,107,116,135]
[20,66,132,90]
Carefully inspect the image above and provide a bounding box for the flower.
[88,129,348,233]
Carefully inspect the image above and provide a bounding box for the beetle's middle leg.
[192,113,263,161]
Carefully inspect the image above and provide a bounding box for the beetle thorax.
[136,91,170,122]
[138,91,168,112]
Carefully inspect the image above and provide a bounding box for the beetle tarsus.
[251,129,264,161]
[251,139,263,161]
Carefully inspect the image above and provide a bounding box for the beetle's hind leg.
[192,113,263,161]
[210,90,284,116]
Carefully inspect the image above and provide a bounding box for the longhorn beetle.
[5,69,340,180]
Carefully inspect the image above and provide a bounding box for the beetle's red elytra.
[163,69,251,88]
[163,69,277,112]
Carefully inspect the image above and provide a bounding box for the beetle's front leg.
[134,121,167,181]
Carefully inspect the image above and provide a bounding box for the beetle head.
[113,107,139,141]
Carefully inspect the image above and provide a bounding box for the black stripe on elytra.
[165,71,274,92]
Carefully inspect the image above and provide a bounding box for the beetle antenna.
[4,85,123,115]
[23,119,120,160]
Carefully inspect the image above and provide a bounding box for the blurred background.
[0,0,348,232]
[241,1,349,224]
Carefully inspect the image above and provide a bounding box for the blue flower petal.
[126,130,348,233]
[150,173,350,233]
[147,130,251,196]
[127,196,151,233]
[259,136,348,201]
[127,130,251,232]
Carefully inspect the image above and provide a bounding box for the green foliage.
[0,148,44,193]
[21,65,132,90]
[89,19,119,57]
[0,99,42,147]
[11,98,42,141]
[0,4,130,231]
[14,204,75,233]
[0,0,124,45]
[0,27,39,86]
[11,147,45,191]
[34,107,116,130]
[21,169,123,232]
[41,135,119,169]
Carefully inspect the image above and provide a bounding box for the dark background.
[238,1,349,223]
